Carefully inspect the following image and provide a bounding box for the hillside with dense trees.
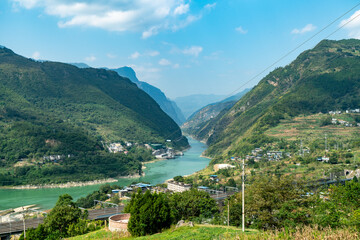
[0,46,188,185]
[190,39,360,157]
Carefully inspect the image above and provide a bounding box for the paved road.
[0,207,124,236]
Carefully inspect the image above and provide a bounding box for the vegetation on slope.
[182,88,250,137]
[0,47,188,185]
[67,225,360,240]
[111,67,186,125]
[190,39,360,157]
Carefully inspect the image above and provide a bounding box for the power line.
[223,1,360,100]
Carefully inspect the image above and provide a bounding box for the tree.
[173,175,185,182]
[237,175,310,230]
[168,189,218,223]
[320,116,332,126]
[125,189,171,237]
[226,178,237,187]
[20,194,93,240]
[43,194,82,236]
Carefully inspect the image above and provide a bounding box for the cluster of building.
[145,143,179,159]
[166,180,225,195]
[152,148,175,159]
[167,180,191,192]
[328,109,360,115]
[111,183,153,198]
[331,118,360,127]
[107,142,133,154]
[317,156,330,162]
[245,147,290,162]
[42,154,72,162]
[106,142,183,159]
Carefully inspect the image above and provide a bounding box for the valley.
[1,1,360,238]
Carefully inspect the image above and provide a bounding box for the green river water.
[0,138,209,210]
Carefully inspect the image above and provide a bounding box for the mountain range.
[0,46,188,185]
[189,39,360,157]
[182,88,250,135]
[174,94,227,119]
[111,67,186,125]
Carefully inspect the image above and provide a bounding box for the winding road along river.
[0,137,209,210]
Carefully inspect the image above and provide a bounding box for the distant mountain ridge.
[174,94,227,119]
[70,62,90,68]
[0,46,189,185]
[0,46,188,155]
[111,67,186,125]
[182,88,250,135]
[191,39,360,157]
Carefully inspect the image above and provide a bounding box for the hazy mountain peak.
[112,66,186,125]
[112,66,139,83]
[70,63,91,68]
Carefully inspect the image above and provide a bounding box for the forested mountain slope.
[194,39,360,157]
[182,89,250,136]
[112,67,186,125]
[0,46,188,185]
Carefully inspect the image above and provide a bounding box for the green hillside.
[182,89,250,137]
[191,39,360,157]
[0,47,188,185]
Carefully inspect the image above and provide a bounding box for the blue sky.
[1,0,360,98]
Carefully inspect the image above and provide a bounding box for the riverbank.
[0,137,210,210]
[0,178,119,190]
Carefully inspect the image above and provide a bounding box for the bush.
[169,189,218,223]
[320,116,332,126]
[125,190,171,237]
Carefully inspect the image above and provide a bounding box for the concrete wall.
[108,213,130,232]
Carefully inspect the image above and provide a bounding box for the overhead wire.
[222,1,360,100]
[167,2,360,142]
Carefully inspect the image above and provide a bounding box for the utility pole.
[227,200,230,226]
[300,139,303,156]
[22,207,26,239]
[325,134,328,154]
[242,157,245,232]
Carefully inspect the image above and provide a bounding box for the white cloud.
[12,0,206,38]
[174,3,189,15]
[31,51,40,60]
[129,51,141,59]
[142,26,160,39]
[85,55,96,62]
[291,23,316,34]
[340,10,360,39]
[204,3,216,10]
[146,51,160,57]
[173,63,180,69]
[183,46,203,57]
[13,0,39,9]
[159,58,171,66]
[204,51,222,60]
[235,26,247,34]
[172,14,200,31]
[107,53,116,59]
[130,64,161,84]
[129,50,160,59]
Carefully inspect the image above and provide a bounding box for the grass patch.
[67,225,258,240]
[265,113,360,141]
[67,225,360,240]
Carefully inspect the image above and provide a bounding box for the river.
[0,137,209,210]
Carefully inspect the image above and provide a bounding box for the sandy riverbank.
[1,178,119,190]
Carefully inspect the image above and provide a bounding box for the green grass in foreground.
[67,225,360,240]
[67,225,257,240]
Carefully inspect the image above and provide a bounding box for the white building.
[167,181,191,193]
